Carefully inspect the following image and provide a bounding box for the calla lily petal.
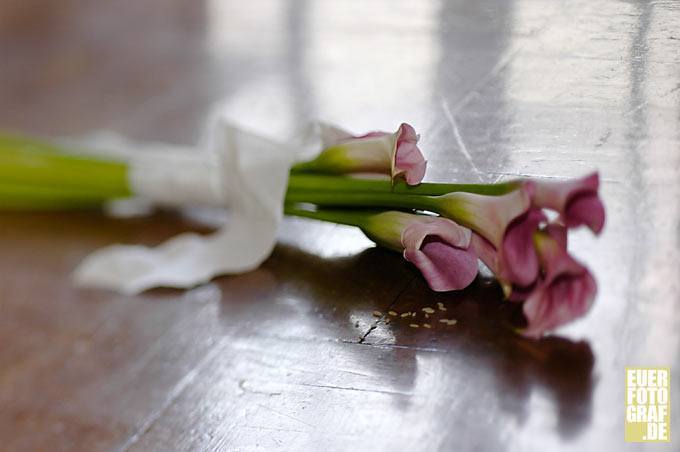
[469,232,514,298]
[500,208,547,287]
[404,238,478,292]
[520,229,597,338]
[392,123,427,185]
[400,216,477,291]
[565,191,605,233]
[362,213,477,291]
[506,222,567,301]
[469,232,500,275]
[319,123,357,146]
[401,215,471,250]
[439,183,534,249]
[530,172,605,234]
[440,184,541,287]
[542,222,568,250]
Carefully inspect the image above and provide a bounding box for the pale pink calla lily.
[391,123,427,185]
[296,123,427,185]
[521,225,597,338]
[529,172,605,234]
[361,212,477,292]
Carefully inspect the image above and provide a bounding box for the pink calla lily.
[401,216,478,291]
[507,222,566,301]
[441,184,543,287]
[361,212,477,291]
[391,123,427,185]
[470,221,569,301]
[499,208,547,287]
[296,123,427,185]
[520,225,597,338]
[529,172,605,234]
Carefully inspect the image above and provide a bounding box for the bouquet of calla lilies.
[0,121,605,337]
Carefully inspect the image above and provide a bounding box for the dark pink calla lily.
[469,231,534,299]
[530,172,605,234]
[472,221,568,301]
[296,123,427,185]
[442,184,543,288]
[507,222,566,301]
[361,211,477,292]
[499,208,547,287]
[520,225,597,338]
[401,216,478,291]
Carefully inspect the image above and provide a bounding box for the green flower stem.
[0,140,131,198]
[285,190,442,214]
[286,174,518,196]
[0,132,516,215]
[284,190,480,237]
[283,204,376,228]
[0,183,107,210]
[283,205,418,252]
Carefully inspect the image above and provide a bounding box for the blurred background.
[0,1,678,451]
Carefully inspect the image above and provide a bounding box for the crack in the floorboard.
[358,275,417,344]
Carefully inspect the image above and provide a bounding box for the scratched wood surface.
[1,1,679,451]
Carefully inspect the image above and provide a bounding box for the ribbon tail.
[72,121,295,293]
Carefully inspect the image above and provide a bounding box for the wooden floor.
[1,1,679,450]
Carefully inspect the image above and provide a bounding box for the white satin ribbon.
[71,117,297,294]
